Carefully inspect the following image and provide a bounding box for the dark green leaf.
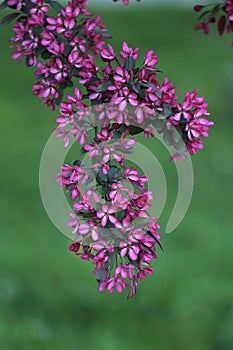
[96,169,107,184]
[0,12,20,29]
[128,125,144,135]
[161,103,172,119]
[163,132,173,147]
[125,56,136,71]
[198,10,210,21]
[55,89,64,106]
[96,81,112,93]
[212,4,221,17]
[96,267,108,285]
[49,1,64,12]
[174,141,185,154]
[35,45,46,58]
[92,27,103,34]
[66,80,73,88]
[107,250,117,270]
[155,90,162,98]
[80,146,87,156]
[41,50,53,59]
[71,160,82,166]
[140,81,158,90]
[0,0,8,10]
[132,217,150,229]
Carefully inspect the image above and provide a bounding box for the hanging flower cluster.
[1,0,108,109]
[55,43,214,156]
[1,0,214,298]
[194,1,233,46]
[57,135,162,298]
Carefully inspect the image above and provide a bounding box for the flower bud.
[194,5,204,12]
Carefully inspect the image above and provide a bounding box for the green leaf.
[163,132,173,147]
[96,81,112,93]
[96,267,108,285]
[66,80,73,88]
[55,88,64,106]
[96,169,107,184]
[0,12,20,29]
[132,217,150,229]
[198,10,210,21]
[49,1,64,12]
[80,146,88,156]
[155,90,162,98]
[140,81,158,90]
[140,81,162,97]
[107,165,124,181]
[92,27,103,34]
[35,45,46,58]
[161,103,172,119]
[41,50,53,59]
[174,141,186,154]
[71,160,82,166]
[128,125,144,135]
[107,250,117,270]
[125,56,136,71]
[0,0,8,10]
[211,4,221,17]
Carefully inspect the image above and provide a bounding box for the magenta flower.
[67,213,80,234]
[113,67,130,84]
[99,276,128,294]
[101,44,115,62]
[124,167,139,182]
[50,58,69,82]
[7,0,23,11]
[144,49,158,70]
[68,49,83,68]
[97,205,118,227]
[120,241,140,261]
[120,41,139,60]
[195,21,210,35]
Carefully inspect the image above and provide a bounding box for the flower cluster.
[2,0,108,109]
[1,0,214,298]
[57,140,162,298]
[194,1,233,46]
[55,42,214,157]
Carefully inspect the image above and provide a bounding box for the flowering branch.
[1,0,214,298]
[194,1,233,46]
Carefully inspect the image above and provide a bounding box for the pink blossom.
[50,58,69,82]
[68,49,83,68]
[69,242,80,253]
[120,241,140,261]
[144,50,158,70]
[137,265,154,279]
[96,205,118,227]
[100,276,128,294]
[101,44,115,62]
[54,128,70,147]
[7,0,23,11]
[195,22,210,35]
[113,67,130,84]
[169,153,187,162]
[70,124,88,144]
[67,212,80,234]
[120,42,139,60]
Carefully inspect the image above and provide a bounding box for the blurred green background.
[0,3,233,350]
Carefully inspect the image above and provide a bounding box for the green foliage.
[0,12,19,28]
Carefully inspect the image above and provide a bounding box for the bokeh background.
[0,1,233,349]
